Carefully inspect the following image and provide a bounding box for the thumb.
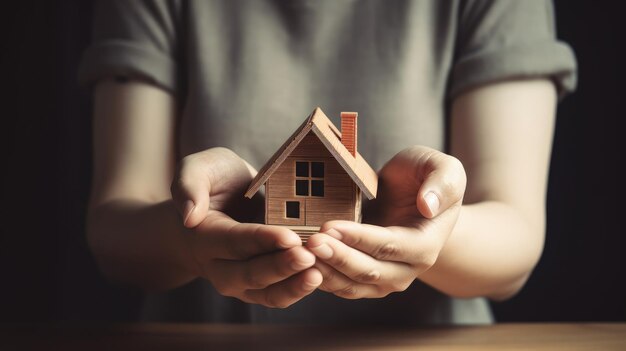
[171,154,212,228]
[409,148,467,219]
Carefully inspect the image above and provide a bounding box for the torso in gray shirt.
[79,0,576,324]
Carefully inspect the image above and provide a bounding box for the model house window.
[285,201,300,218]
[295,161,324,197]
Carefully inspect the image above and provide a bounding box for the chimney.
[340,112,358,156]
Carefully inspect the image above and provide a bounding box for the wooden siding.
[267,198,304,226]
[305,198,354,225]
[289,133,332,158]
[266,133,357,226]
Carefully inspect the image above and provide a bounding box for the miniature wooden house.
[245,107,378,241]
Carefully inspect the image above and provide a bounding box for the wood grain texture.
[284,225,321,244]
[306,201,354,225]
[265,141,357,225]
[340,111,357,156]
[4,323,625,351]
[267,198,304,225]
[289,134,332,157]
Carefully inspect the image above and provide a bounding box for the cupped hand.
[171,147,322,307]
[306,146,466,299]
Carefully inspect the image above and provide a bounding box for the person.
[78,0,577,324]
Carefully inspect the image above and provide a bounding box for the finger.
[320,220,444,274]
[243,268,323,308]
[171,153,212,228]
[412,148,466,218]
[209,246,316,293]
[321,221,411,263]
[314,261,381,299]
[383,146,466,218]
[196,211,302,260]
[171,148,254,228]
[307,233,414,287]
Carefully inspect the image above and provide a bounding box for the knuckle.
[416,148,440,169]
[373,242,400,260]
[319,220,339,233]
[342,228,361,248]
[355,270,381,283]
[335,285,360,299]
[318,283,333,293]
[331,252,351,270]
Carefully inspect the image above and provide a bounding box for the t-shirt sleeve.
[77,0,181,92]
[449,0,577,100]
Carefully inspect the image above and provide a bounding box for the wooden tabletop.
[2,323,625,350]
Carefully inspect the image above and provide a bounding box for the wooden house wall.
[266,132,357,226]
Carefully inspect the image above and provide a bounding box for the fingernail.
[424,192,440,215]
[324,228,343,240]
[183,200,195,226]
[309,243,333,260]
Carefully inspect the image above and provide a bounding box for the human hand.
[171,147,322,307]
[306,146,466,298]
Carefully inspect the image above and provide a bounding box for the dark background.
[2,1,625,323]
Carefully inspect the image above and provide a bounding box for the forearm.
[87,199,200,291]
[420,79,556,300]
[419,201,544,300]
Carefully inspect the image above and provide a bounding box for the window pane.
[311,180,324,197]
[311,162,324,178]
[286,201,300,218]
[295,161,309,177]
[296,179,309,196]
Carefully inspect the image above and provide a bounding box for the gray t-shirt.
[79,0,577,325]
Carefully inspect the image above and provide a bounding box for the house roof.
[245,107,378,200]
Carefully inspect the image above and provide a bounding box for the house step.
[284,225,321,244]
